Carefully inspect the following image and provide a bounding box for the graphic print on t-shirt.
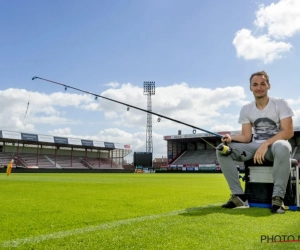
[253,117,279,141]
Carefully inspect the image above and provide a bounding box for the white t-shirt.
[238,97,294,143]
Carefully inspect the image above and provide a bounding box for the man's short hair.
[249,71,269,84]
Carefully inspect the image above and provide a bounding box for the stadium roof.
[164,126,300,142]
[0,129,131,151]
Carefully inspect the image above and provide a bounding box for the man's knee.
[272,140,291,156]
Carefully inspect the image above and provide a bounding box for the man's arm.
[222,123,252,144]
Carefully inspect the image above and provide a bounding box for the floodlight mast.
[143,81,155,154]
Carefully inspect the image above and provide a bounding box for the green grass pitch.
[0,173,300,249]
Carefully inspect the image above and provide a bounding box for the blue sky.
[1,0,300,161]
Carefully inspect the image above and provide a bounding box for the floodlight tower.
[143,81,155,153]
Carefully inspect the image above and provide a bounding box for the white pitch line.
[1,204,220,248]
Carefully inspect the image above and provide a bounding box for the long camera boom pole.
[32,76,223,138]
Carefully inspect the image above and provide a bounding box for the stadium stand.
[53,155,88,169]
[82,157,121,169]
[172,149,217,165]
[0,130,132,172]
[0,152,13,167]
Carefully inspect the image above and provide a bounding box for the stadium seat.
[244,158,299,211]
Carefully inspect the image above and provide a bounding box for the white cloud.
[31,116,76,125]
[0,88,88,132]
[233,28,292,64]
[254,0,300,39]
[233,0,300,64]
[104,82,120,88]
[292,110,300,127]
[286,98,300,106]
[80,102,100,111]
[48,127,72,136]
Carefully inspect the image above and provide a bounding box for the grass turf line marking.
[2,203,220,248]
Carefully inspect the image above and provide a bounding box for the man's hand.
[221,134,231,144]
[253,142,270,164]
